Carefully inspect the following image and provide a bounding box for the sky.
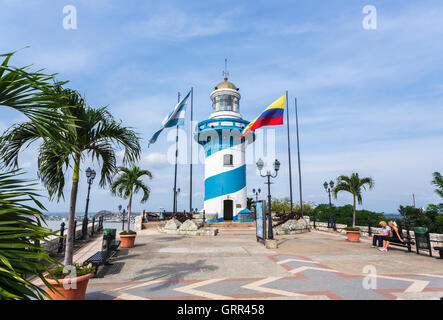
[0,0,442,214]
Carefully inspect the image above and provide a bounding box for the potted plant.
[345,226,361,242]
[45,263,96,300]
[120,230,137,248]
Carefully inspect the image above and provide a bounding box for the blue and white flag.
[148,90,191,146]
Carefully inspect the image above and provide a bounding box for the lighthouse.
[195,75,254,222]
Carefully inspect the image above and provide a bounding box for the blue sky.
[1,0,442,214]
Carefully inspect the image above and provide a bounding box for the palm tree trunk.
[64,154,81,266]
[127,189,132,232]
[352,194,356,228]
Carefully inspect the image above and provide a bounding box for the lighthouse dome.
[210,77,242,119]
[215,79,238,91]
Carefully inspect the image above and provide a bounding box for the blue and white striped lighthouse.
[195,76,254,222]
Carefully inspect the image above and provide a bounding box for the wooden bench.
[434,247,443,259]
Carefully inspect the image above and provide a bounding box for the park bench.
[85,250,117,276]
[85,229,121,277]
[111,239,121,251]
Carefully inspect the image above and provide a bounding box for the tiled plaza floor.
[80,228,443,300]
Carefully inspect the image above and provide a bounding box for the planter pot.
[346,230,361,242]
[45,273,93,300]
[120,234,136,248]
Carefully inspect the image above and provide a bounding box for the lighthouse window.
[212,95,240,112]
[223,154,233,166]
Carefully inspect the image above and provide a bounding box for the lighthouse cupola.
[209,76,242,120]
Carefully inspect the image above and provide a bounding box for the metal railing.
[56,216,104,254]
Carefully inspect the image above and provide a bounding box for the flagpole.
[285,91,294,213]
[173,92,181,213]
[295,97,303,217]
[189,87,193,215]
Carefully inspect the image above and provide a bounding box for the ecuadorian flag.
[240,94,286,139]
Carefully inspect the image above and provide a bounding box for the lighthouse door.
[223,200,233,221]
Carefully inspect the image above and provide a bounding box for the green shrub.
[120,230,137,235]
[51,262,96,279]
[345,226,360,231]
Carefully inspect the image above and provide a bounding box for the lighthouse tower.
[195,75,253,222]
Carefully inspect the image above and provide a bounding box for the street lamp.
[252,188,261,203]
[82,167,96,239]
[173,187,181,213]
[122,208,126,230]
[323,180,335,229]
[256,158,280,240]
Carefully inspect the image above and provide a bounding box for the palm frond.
[0,169,61,300]
[0,51,77,151]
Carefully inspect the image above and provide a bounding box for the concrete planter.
[120,234,136,248]
[346,230,361,242]
[45,273,93,300]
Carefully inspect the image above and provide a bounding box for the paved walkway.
[82,228,443,300]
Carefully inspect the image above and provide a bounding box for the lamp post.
[82,167,96,239]
[323,180,334,228]
[256,158,280,240]
[122,209,126,231]
[252,188,261,203]
[174,187,181,213]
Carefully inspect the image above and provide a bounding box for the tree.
[0,51,76,299]
[431,172,443,199]
[0,93,141,266]
[332,173,374,227]
[110,166,152,231]
[271,197,291,212]
[0,51,76,149]
[246,197,254,210]
[0,170,61,300]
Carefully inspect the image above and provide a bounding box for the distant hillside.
[94,210,115,217]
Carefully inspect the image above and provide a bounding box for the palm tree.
[431,172,443,199]
[0,92,141,266]
[0,170,60,300]
[0,51,76,299]
[0,51,76,147]
[332,173,374,227]
[110,166,153,231]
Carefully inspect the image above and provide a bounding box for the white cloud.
[141,152,168,168]
[125,7,242,40]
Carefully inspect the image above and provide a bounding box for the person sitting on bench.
[379,221,404,252]
[372,221,390,248]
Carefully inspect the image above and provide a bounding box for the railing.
[56,216,104,254]
[141,210,193,223]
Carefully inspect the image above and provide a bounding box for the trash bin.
[413,227,429,249]
[102,228,116,251]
